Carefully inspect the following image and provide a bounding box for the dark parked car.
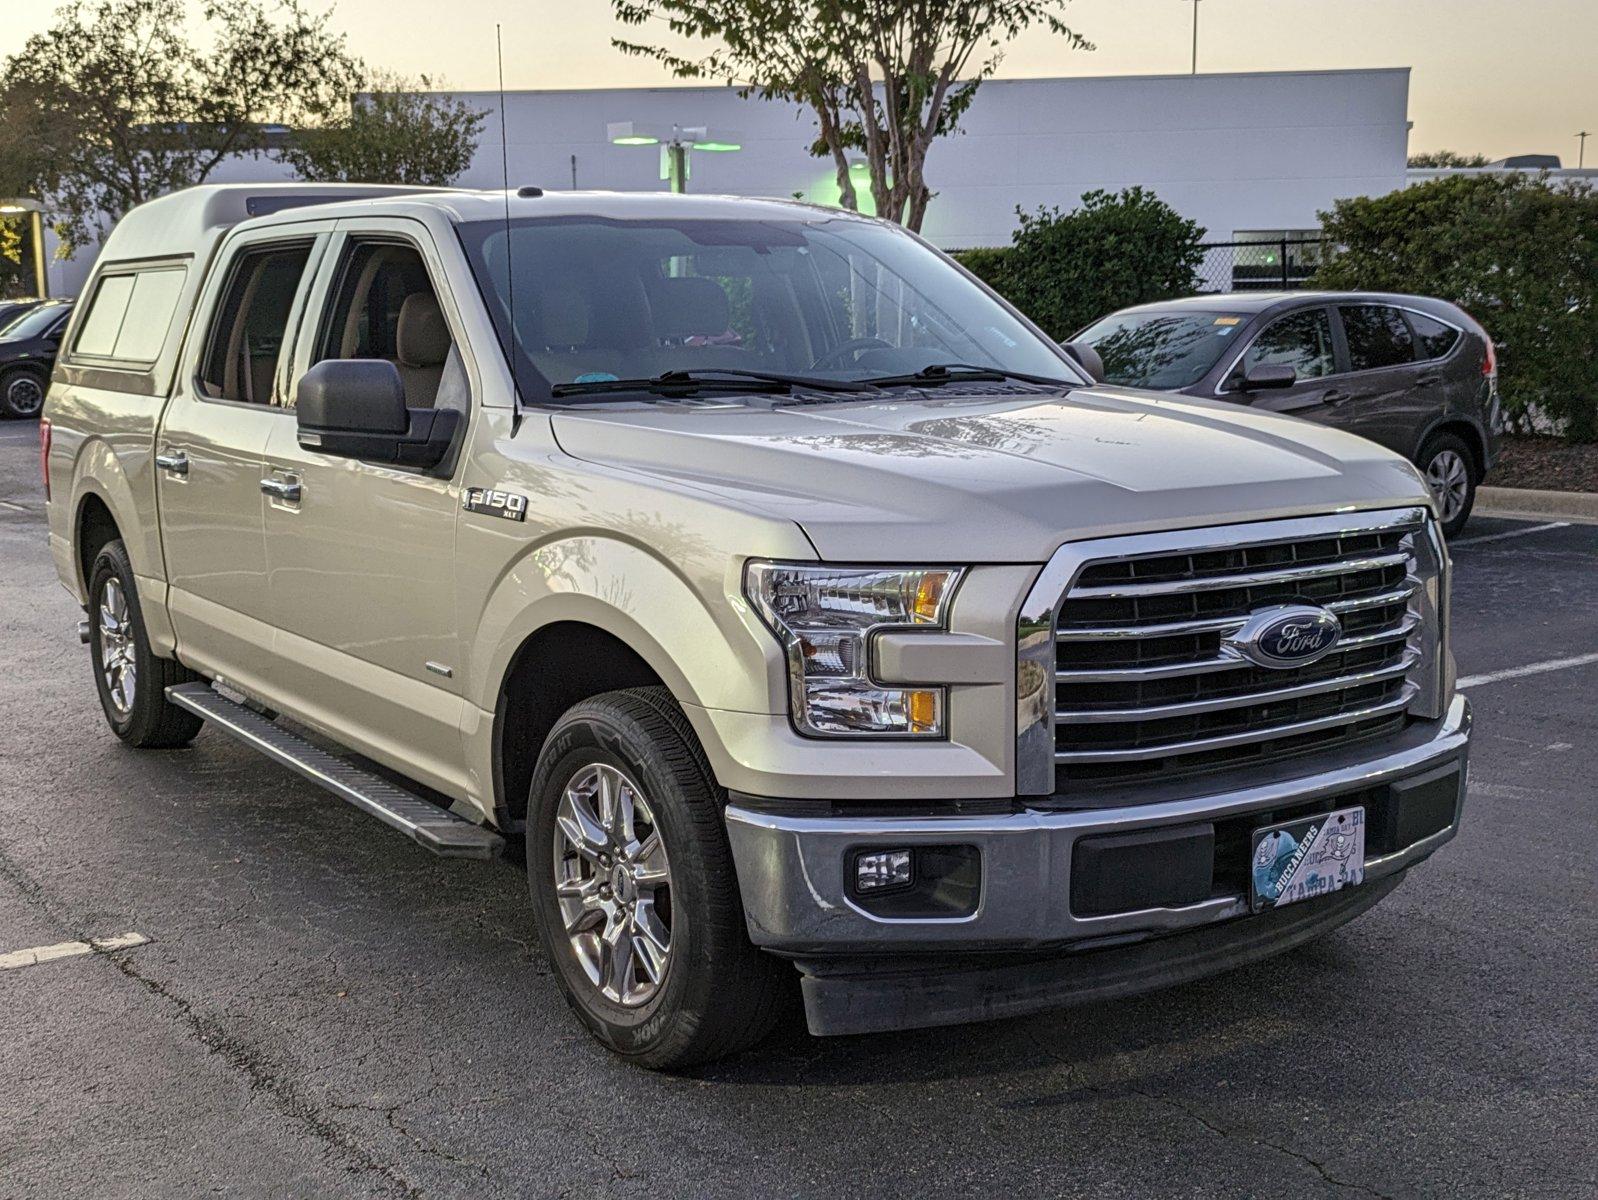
[1075,292,1501,535]
[0,299,72,419]
[0,298,42,332]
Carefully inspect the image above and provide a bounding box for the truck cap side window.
[198,243,315,404]
[312,240,462,412]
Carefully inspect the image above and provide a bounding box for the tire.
[87,539,204,748]
[0,367,46,419]
[1418,432,1478,539]
[526,687,789,1069]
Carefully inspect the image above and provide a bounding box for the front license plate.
[1250,806,1365,912]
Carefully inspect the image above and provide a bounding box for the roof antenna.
[496,24,523,424]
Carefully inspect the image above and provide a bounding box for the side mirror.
[1237,362,1297,391]
[1061,340,1106,383]
[296,359,460,470]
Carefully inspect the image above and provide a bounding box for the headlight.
[745,563,965,737]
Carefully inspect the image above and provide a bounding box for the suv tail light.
[1482,336,1497,379]
[39,418,51,501]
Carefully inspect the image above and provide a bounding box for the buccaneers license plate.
[1250,806,1366,912]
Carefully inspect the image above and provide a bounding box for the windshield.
[0,303,65,341]
[1075,310,1248,389]
[457,214,1080,400]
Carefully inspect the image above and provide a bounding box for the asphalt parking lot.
[1,416,1594,1200]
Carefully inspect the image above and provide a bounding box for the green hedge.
[952,187,1207,342]
[1315,174,1598,443]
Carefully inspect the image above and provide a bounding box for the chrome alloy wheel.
[552,762,672,1007]
[6,374,44,416]
[1426,448,1471,525]
[98,577,137,716]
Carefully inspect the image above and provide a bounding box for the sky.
[3,0,1595,163]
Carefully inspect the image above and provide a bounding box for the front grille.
[1045,512,1431,791]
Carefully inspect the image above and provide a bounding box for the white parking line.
[1451,521,1569,547]
[1457,651,1598,690]
[0,932,150,971]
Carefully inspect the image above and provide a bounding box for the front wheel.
[88,539,204,747]
[527,688,788,1069]
[1418,433,1478,538]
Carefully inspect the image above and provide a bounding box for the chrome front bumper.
[725,694,1470,956]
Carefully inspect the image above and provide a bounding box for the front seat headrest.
[396,292,451,368]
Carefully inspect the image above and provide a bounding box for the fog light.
[853,849,913,893]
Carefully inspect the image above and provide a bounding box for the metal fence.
[1194,238,1329,293]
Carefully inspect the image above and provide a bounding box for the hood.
[550,387,1431,562]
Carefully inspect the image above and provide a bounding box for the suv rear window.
[73,267,187,364]
[1340,305,1415,371]
[1407,311,1461,360]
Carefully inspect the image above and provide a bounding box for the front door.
[260,224,474,794]
[157,232,324,692]
[1229,305,1345,421]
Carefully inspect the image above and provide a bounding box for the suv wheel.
[1419,432,1478,538]
[0,368,46,419]
[527,687,788,1069]
[88,539,204,747]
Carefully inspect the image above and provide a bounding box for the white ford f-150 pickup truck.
[42,184,1469,1068]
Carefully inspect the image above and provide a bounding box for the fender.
[469,534,795,721]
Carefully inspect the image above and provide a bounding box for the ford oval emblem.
[1223,605,1342,669]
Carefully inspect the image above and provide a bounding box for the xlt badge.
[463,487,528,522]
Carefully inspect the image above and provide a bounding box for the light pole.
[1579,131,1590,170]
[1190,0,1200,74]
[0,198,48,298]
[607,122,742,195]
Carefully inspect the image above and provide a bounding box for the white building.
[45,68,1411,295]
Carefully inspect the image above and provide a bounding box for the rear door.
[1226,305,1343,418]
[155,226,328,691]
[1327,303,1432,454]
[258,219,474,794]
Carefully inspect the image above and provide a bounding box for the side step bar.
[166,682,504,860]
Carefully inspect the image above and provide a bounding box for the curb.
[1476,485,1598,525]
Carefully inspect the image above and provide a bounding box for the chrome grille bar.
[1054,585,1419,643]
[1067,551,1411,599]
[1056,651,1419,723]
[1052,686,1418,764]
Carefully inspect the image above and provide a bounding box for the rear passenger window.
[72,267,186,364]
[1340,305,1415,371]
[1408,312,1460,360]
[199,243,314,404]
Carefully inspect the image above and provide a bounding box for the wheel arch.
[1417,417,1488,479]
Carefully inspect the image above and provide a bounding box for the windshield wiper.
[550,368,872,399]
[855,363,1079,389]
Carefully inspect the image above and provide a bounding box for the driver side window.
[312,240,467,412]
[1243,308,1335,381]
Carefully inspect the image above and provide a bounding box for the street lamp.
[0,198,48,299]
[607,122,742,194]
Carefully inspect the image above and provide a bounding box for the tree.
[1316,173,1598,443]
[965,187,1206,341]
[611,0,1092,232]
[1407,150,1491,168]
[277,74,486,187]
[0,0,359,253]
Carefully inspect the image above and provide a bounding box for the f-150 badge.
[463,487,528,521]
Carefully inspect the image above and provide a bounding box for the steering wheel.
[810,337,893,371]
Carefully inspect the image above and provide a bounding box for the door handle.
[1322,389,1349,404]
[155,450,189,475]
[1415,372,1442,388]
[260,477,302,502]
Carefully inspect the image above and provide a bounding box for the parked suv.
[1074,293,1501,536]
[43,186,1469,1068]
[0,298,72,418]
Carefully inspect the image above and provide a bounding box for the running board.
[166,682,504,860]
